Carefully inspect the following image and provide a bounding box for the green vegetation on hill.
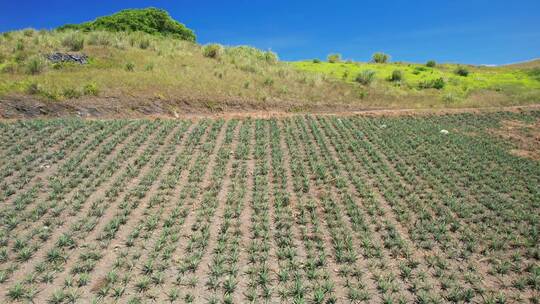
[294,57,540,105]
[0,8,539,112]
[58,8,196,41]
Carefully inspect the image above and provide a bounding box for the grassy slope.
[0,28,539,112]
[293,60,540,107]
[0,30,362,111]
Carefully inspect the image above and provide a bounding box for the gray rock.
[46,52,88,64]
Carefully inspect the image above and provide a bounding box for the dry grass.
[0,29,539,111]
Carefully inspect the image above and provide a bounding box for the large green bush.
[372,52,390,63]
[327,53,342,63]
[58,8,196,42]
[389,70,403,82]
[455,66,470,77]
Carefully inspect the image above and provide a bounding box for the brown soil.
[2,94,540,120]
[493,119,540,160]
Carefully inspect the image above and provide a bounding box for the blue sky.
[1,0,539,64]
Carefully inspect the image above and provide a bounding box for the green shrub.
[442,92,458,103]
[327,53,341,63]
[87,32,111,46]
[125,62,135,71]
[202,44,224,59]
[225,46,278,64]
[57,8,196,42]
[23,28,36,37]
[62,33,84,51]
[264,51,278,64]
[389,70,403,82]
[0,52,5,64]
[419,77,445,89]
[15,52,27,63]
[312,58,321,63]
[15,39,24,51]
[139,38,151,49]
[25,56,45,75]
[26,82,41,95]
[355,70,376,85]
[528,68,540,81]
[1,63,16,74]
[412,66,429,75]
[372,52,390,63]
[426,60,437,67]
[83,83,99,96]
[455,66,469,77]
[62,87,82,99]
[144,63,154,71]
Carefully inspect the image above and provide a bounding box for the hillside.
[0,9,539,118]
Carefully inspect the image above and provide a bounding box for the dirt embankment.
[1,95,540,120]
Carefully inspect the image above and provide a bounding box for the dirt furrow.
[231,123,256,303]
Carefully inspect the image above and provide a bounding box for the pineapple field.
[0,111,539,304]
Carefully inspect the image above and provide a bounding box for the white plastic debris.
[440,129,449,134]
[380,124,387,129]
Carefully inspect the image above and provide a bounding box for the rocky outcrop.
[46,53,89,64]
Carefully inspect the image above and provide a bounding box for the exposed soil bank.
[1,95,539,119]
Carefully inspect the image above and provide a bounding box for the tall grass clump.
[15,39,25,51]
[23,28,36,37]
[372,52,390,63]
[83,83,99,96]
[62,33,85,51]
[87,32,112,46]
[264,50,278,64]
[419,77,445,89]
[125,62,135,71]
[139,38,151,49]
[25,56,45,75]
[327,53,342,63]
[203,44,224,59]
[355,70,376,85]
